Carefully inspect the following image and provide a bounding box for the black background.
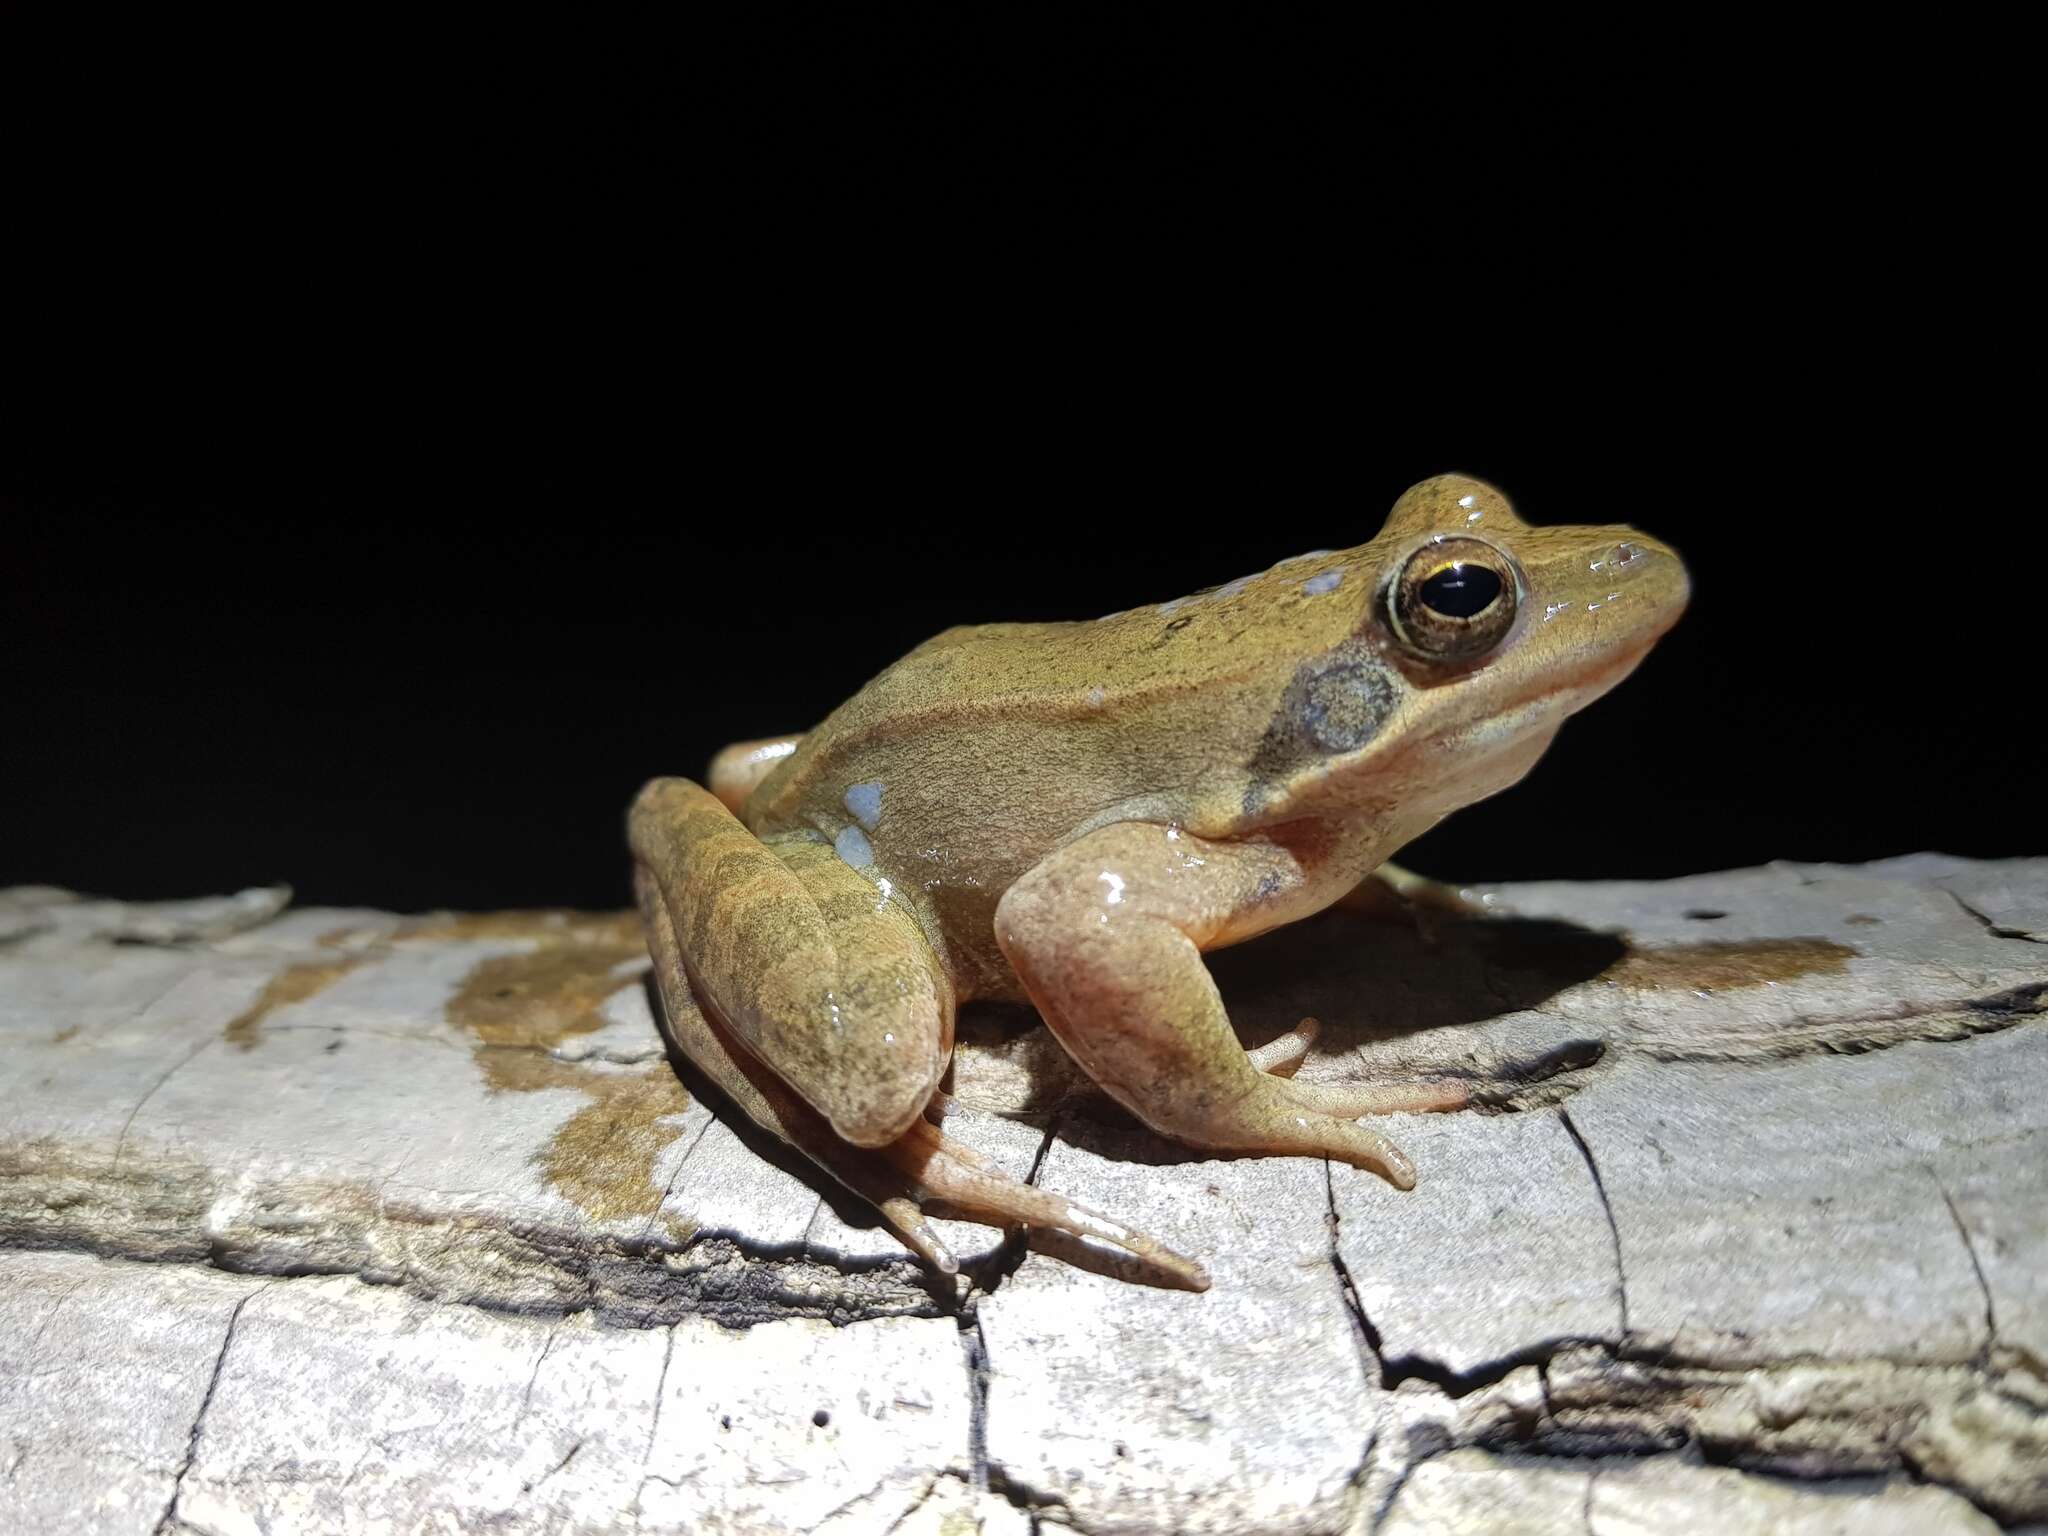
[6,22,2035,912]
[11,419,2038,913]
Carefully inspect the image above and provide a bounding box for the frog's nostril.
[1592,540,1666,580]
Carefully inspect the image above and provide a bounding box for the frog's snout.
[1602,530,1691,630]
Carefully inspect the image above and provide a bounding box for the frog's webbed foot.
[630,846,1209,1293]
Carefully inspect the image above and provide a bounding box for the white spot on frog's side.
[1086,685,1106,709]
[874,876,894,912]
[1302,569,1344,596]
[843,780,884,830]
[834,826,875,869]
[1097,871,1125,905]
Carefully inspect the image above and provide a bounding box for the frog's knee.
[752,947,950,1149]
[707,735,803,814]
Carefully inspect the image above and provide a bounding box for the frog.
[628,474,1688,1290]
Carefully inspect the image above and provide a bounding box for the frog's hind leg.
[633,861,1209,1290]
[707,734,805,813]
[629,778,1209,1290]
[630,776,948,1148]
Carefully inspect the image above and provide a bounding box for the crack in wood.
[1557,1104,1630,1338]
[1942,886,2044,944]
[627,1323,678,1526]
[111,1035,218,1176]
[153,1279,271,1534]
[1933,1172,1998,1356]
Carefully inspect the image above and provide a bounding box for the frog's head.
[1244,473,1689,838]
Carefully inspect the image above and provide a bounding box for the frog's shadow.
[1216,904,1626,1052]
[952,906,1628,1163]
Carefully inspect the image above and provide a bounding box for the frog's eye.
[1387,538,1520,661]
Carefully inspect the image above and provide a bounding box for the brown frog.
[629,474,1688,1288]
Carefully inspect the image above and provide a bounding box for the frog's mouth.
[1426,598,1683,779]
[1523,631,1669,716]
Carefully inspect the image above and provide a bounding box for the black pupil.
[1419,563,1501,618]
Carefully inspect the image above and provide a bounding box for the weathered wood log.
[2,857,2042,1532]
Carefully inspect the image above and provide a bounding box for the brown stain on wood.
[223,959,364,1050]
[401,910,645,948]
[538,1069,693,1229]
[1602,937,1857,993]
[439,911,691,1235]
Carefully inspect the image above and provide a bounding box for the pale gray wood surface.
[2,859,2043,1532]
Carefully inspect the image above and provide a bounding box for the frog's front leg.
[994,823,1466,1186]
[628,779,1210,1290]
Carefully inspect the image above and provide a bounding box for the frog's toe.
[876,1196,959,1275]
[879,1119,1211,1292]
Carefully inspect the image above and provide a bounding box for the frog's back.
[748,563,1371,850]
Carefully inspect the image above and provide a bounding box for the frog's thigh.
[633,840,1209,1291]
[994,822,1423,1188]
[628,776,948,1147]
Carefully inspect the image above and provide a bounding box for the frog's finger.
[1275,1075,1469,1118]
[1340,861,1493,918]
[1245,1021,1466,1114]
[1245,1017,1318,1077]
